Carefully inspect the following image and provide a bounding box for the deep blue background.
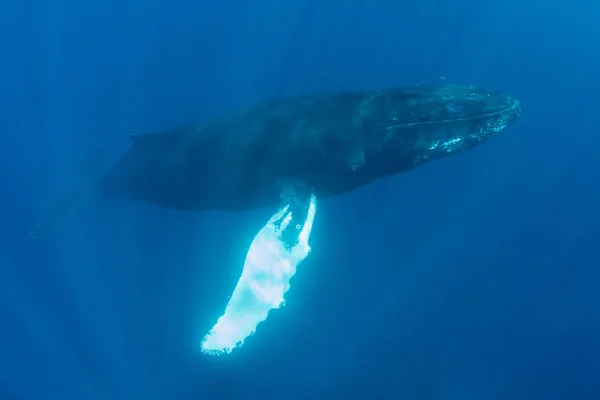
[1,0,599,398]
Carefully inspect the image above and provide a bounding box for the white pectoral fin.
[201,194,317,355]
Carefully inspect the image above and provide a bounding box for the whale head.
[367,84,520,173]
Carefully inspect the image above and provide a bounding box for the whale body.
[99,84,520,211]
[31,84,520,240]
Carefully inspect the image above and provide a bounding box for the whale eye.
[295,224,301,230]
[445,103,463,113]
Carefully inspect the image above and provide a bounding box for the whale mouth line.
[380,99,521,132]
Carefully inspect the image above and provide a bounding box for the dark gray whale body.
[32,83,521,240]
[99,84,520,212]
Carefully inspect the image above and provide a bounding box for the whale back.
[99,93,366,210]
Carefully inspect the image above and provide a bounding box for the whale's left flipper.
[201,185,317,355]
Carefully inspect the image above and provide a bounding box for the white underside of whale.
[201,195,317,355]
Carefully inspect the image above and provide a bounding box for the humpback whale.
[34,84,521,354]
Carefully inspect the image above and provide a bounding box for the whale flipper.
[201,184,317,355]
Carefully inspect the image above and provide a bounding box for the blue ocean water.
[1,0,599,398]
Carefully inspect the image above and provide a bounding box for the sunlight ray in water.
[201,195,317,355]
